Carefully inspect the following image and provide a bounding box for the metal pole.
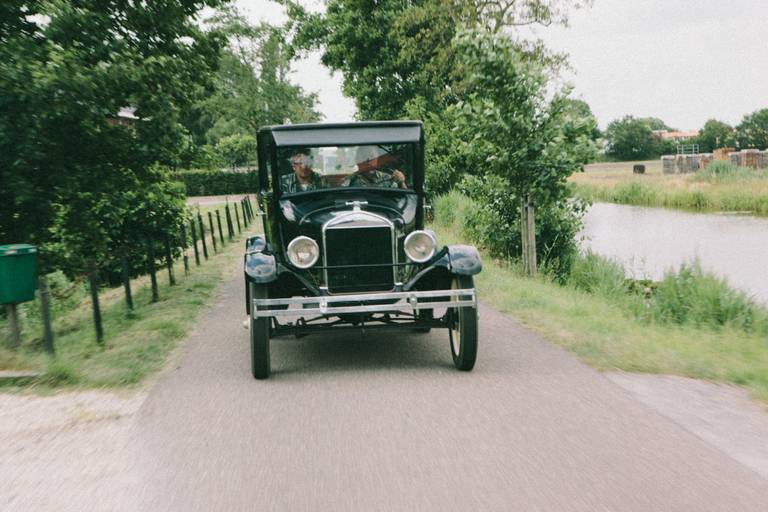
[208,212,218,253]
[5,303,20,349]
[216,210,225,246]
[197,213,209,260]
[38,276,55,355]
[164,237,176,285]
[121,251,133,310]
[88,263,104,343]
[148,242,159,303]
[190,219,200,266]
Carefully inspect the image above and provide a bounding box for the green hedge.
[174,171,258,196]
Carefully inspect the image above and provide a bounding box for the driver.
[281,149,326,193]
[342,145,408,189]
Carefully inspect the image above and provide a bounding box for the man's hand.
[391,169,406,188]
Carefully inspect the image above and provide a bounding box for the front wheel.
[249,281,271,379]
[449,275,478,371]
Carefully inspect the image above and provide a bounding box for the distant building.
[653,130,699,142]
[107,107,139,128]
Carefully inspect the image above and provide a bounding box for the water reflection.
[581,203,768,303]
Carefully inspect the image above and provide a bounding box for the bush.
[173,170,258,196]
[568,251,628,299]
[649,263,765,332]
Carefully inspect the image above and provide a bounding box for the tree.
[736,109,768,150]
[697,119,735,152]
[195,8,320,145]
[605,116,659,160]
[0,1,223,274]
[283,0,590,120]
[450,30,594,276]
[217,134,258,171]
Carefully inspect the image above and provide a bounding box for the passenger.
[343,145,408,189]
[281,150,326,193]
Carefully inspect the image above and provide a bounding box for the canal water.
[581,203,768,303]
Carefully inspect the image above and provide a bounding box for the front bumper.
[251,289,476,318]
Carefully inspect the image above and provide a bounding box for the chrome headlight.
[404,230,437,263]
[287,236,319,269]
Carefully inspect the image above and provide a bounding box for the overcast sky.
[235,0,768,130]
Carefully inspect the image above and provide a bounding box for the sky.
[233,0,768,130]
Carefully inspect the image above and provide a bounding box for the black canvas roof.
[261,121,423,147]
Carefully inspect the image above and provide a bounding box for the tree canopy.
[736,109,768,150]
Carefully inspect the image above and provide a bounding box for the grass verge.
[0,216,256,391]
[432,192,768,403]
[571,160,768,215]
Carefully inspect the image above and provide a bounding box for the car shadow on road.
[269,328,456,378]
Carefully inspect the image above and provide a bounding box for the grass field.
[0,202,255,390]
[432,192,768,404]
[571,160,768,215]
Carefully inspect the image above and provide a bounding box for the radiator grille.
[325,226,394,294]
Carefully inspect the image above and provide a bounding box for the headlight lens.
[404,230,437,263]
[287,236,319,269]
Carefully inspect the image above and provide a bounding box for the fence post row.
[225,205,234,241]
[208,212,218,253]
[197,213,209,260]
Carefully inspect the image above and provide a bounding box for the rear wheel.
[449,275,478,371]
[249,281,271,379]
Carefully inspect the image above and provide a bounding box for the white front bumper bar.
[251,289,476,318]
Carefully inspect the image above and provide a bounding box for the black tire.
[249,281,271,379]
[449,275,478,371]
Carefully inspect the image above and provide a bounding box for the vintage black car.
[244,121,482,379]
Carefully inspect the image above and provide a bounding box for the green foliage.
[605,116,661,160]
[0,1,224,275]
[568,251,628,299]
[649,263,765,332]
[173,170,258,196]
[216,134,258,170]
[735,108,768,150]
[697,119,735,152]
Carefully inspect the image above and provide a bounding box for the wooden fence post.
[164,237,176,286]
[208,212,217,253]
[180,224,190,276]
[225,205,234,241]
[234,203,242,233]
[520,194,537,276]
[88,262,104,343]
[148,242,159,303]
[38,276,55,354]
[190,219,200,266]
[216,210,225,245]
[197,213,208,260]
[4,304,20,349]
[121,251,133,310]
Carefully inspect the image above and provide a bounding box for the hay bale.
[743,149,760,169]
[662,155,676,174]
[633,164,646,174]
[729,152,741,166]
[713,147,735,161]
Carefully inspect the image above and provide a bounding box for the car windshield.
[277,144,415,194]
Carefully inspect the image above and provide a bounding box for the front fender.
[244,236,278,283]
[438,244,483,276]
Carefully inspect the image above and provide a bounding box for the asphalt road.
[123,266,768,511]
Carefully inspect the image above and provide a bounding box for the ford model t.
[244,121,482,379]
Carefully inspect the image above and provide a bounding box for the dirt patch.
[607,372,768,479]
[0,390,146,511]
